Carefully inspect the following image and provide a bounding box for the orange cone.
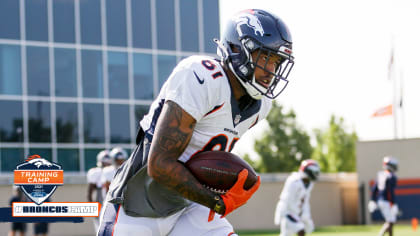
[412,218,418,231]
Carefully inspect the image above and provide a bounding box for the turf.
[236,224,418,236]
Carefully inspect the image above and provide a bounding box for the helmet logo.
[235,13,265,37]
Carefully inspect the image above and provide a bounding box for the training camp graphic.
[14,155,63,205]
[12,154,99,217]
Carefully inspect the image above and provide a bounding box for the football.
[185,151,258,193]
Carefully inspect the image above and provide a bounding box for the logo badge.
[235,12,265,37]
[14,155,63,205]
[193,71,204,84]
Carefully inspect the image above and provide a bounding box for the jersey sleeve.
[387,175,397,204]
[102,167,115,183]
[164,66,210,122]
[87,168,100,184]
[301,184,313,221]
[276,178,296,218]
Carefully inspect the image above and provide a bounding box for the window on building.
[28,148,52,162]
[28,101,51,143]
[84,148,104,171]
[83,103,105,143]
[1,148,24,172]
[57,148,79,171]
[131,0,151,49]
[56,102,78,143]
[133,53,153,100]
[135,105,149,128]
[0,44,21,95]
[156,0,175,50]
[157,55,176,89]
[108,51,128,99]
[53,0,75,43]
[55,48,77,97]
[0,100,23,142]
[80,0,102,45]
[0,0,20,39]
[27,46,50,96]
[82,50,103,98]
[203,0,219,53]
[25,0,48,41]
[109,104,130,143]
[106,0,127,47]
[180,0,199,52]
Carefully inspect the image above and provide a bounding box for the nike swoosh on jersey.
[193,71,204,84]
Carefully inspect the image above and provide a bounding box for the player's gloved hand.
[303,218,314,234]
[207,169,260,222]
[391,204,399,216]
[368,200,377,213]
[222,169,260,217]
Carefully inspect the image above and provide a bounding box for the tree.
[311,115,358,172]
[250,102,313,173]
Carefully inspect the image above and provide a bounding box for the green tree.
[312,115,358,172]
[250,102,313,173]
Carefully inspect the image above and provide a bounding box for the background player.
[9,186,27,236]
[101,147,128,194]
[368,156,399,236]
[274,159,321,236]
[86,150,112,232]
[98,9,295,236]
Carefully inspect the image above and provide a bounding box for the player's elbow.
[147,160,158,179]
[147,157,163,181]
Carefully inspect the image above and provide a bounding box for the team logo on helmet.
[14,155,63,205]
[234,12,265,37]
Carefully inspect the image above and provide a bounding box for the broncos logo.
[27,158,53,168]
[234,13,265,37]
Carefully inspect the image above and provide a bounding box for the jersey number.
[200,134,239,152]
[202,60,223,79]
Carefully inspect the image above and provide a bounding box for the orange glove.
[208,169,260,221]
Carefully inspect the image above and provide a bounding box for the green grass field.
[237,224,419,236]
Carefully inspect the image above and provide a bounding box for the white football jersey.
[140,55,272,163]
[275,172,314,221]
[106,55,273,218]
[87,166,106,203]
[87,167,103,188]
[102,165,117,184]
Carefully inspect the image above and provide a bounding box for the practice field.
[237,224,418,236]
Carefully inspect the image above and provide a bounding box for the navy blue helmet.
[383,156,398,172]
[216,9,294,99]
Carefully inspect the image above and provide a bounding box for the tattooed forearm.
[147,101,221,211]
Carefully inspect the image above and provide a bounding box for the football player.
[368,156,399,236]
[98,9,295,236]
[101,147,128,193]
[274,160,321,236]
[86,150,112,232]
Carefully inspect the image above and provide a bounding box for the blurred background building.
[0,0,219,174]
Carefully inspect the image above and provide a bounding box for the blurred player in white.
[368,156,399,236]
[102,147,128,194]
[274,160,321,236]
[98,9,295,236]
[86,150,112,232]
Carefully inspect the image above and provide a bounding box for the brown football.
[185,151,258,193]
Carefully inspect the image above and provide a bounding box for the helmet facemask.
[224,38,294,100]
[299,159,321,181]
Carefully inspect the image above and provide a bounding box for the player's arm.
[87,183,96,202]
[371,180,378,201]
[147,100,226,214]
[104,181,111,193]
[388,176,397,205]
[275,180,296,220]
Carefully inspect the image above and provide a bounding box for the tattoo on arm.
[148,101,221,210]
